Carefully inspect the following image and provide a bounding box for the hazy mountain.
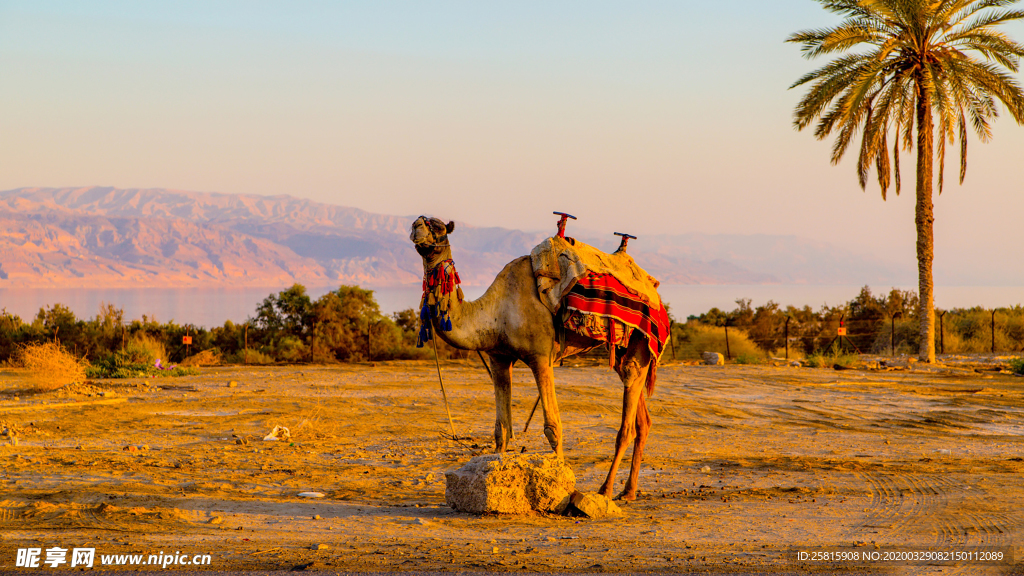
[0,187,903,289]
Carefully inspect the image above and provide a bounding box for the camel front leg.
[528,360,563,458]
[599,349,651,500]
[489,355,515,452]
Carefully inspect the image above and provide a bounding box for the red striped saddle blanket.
[563,271,670,359]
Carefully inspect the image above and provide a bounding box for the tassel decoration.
[417,258,462,344]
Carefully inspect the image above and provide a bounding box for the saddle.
[530,236,670,360]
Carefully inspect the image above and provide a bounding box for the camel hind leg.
[621,393,651,500]
[598,331,653,501]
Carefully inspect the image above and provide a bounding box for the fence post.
[724,321,731,360]
[785,316,791,361]
[938,311,945,355]
[891,312,901,357]
[991,309,997,354]
[669,320,677,360]
[367,318,372,361]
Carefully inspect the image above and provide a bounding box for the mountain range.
[0,187,905,289]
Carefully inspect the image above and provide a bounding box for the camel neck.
[422,245,453,272]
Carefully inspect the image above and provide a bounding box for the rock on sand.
[702,352,725,366]
[569,491,622,518]
[445,453,575,515]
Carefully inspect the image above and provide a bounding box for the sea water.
[0,285,1020,328]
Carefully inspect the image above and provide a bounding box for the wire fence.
[666,306,1024,361]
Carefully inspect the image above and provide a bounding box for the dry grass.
[676,323,763,361]
[179,349,222,367]
[288,401,342,440]
[18,341,88,391]
[226,349,275,365]
[131,333,168,363]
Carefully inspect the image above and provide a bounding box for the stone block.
[445,453,575,515]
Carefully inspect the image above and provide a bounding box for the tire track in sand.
[854,472,1020,575]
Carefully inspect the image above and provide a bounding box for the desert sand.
[1,357,1022,575]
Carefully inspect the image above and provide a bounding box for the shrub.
[271,336,308,362]
[804,342,858,369]
[179,348,222,367]
[18,342,87,391]
[674,323,762,360]
[1010,358,1024,376]
[870,318,919,355]
[131,333,168,365]
[87,339,196,378]
[733,353,764,365]
[224,349,275,365]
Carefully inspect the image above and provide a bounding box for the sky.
[1,1,1023,285]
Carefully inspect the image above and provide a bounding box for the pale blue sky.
[2,1,1022,284]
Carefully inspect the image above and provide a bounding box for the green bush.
[224,349,275,365]
[1010,358,1024,376]
[804,343,858,369]
[87,340,196,379]
[733,353,764,365]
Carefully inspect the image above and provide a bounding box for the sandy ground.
[1,356,1023,575]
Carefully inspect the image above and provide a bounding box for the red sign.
[182,336,193,345]
[837,327,847,336]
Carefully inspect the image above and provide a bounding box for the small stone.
[209,516,223,525]
[700,465,711,473]
[227,381,238,388]
[702,352,725,366]
[313,515,321,520]
[314,544,328,551]
[492,547,500,554]
[568,491,623,518]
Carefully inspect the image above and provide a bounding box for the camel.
[410,216,660,501]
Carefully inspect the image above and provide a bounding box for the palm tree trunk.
[915,76,937,363]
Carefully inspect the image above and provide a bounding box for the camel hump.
[529,236,662,315]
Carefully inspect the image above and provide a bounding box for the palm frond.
[790,0,1024,198]
[893,133,902,195]
[877,127,892,198]
[956,8,1024,35]
[959,112,970,183]
[951,58,1024,121]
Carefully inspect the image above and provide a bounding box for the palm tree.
[788,0,1024,362]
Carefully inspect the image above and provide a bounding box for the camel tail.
[645,360,657,397]
[636,388,651,429]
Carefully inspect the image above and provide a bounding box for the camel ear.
[445,221,455,234]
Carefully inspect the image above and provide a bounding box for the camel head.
[410,216,455,259]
